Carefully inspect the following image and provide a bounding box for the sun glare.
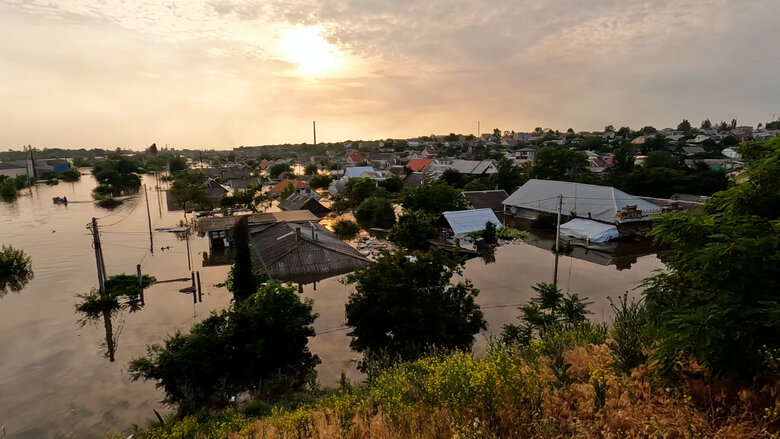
[282,27,342,76]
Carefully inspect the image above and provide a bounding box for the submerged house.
[461,190,509,215]
[278,193,331,217]
[442,208,502,239]
[502,179,662,238]
[197,210,318,250]
[248,222,370,284]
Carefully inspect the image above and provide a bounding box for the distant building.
[278,193,331,217]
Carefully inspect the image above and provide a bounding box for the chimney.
[295,227,301,241]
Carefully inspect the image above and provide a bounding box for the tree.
[170,170,211,209]
[332,220,360,240]
[442,168,466,189]
[642,138,780,378]
[344,250,486,366]
[492,128,502,144]
[304,164,319,175]
[230,217,259,302]
[612,144,635,172]
[355,196,396,229]
[488,157,526,192]
[502,283,592,343]
[531,146,588,181]
[388,209,439,251]
[309,174,333,189]
[0,245,33,295]
[279,181,297,201]
[643,150,679,169]
[343,177,380,207]
[378,175,404,193]
[399,180,468,215]
[700,118,712,130]
[129,281,319,412]
[268,163,292,179]
[604,125,615,132]
[677,119,692,133]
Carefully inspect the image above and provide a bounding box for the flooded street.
[0,174,664,438]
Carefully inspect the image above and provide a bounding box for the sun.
[281,27,342,76]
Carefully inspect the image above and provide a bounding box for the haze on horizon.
[1,0,778,150]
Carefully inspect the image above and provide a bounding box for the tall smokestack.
[313,121,317,146]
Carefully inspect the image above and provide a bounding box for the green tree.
[344,250,486,366]
[343,177,380,207]
[643,138,780,378]
[399,180,468,215]
[700,118,712,130]
[0,177,18,199]
[531,146,588,181]
[677,119,692,133]
[309,174,333,189]
[355,196,396,229]
[643,150,679,169]
[388,210,439,251]
[502,283,592,343]
[442,168,467,189]
[488,157,526,192]
[170,170,211,209]
[378,175,404,193]
[332,220,360,240]
[278,181,297,201]
[230,217,259,302]
[268,163,292,179]
[0,245,33,295]
[129,281,319,412]
[304,164,319,175]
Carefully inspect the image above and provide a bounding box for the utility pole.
[553,194,563,287]
[90,217,106,293]
[144,184,154,253]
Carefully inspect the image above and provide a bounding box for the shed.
[442,208,502,238]
[278,193,331,217]
[249,222,370,284]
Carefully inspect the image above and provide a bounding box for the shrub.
[0,245,33,295]
[496,225,526,241]
[354,196,396,229]
[332,220,360,240]
[608,293,652,374]
[129,281,320,413]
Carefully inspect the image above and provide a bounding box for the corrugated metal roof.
[278,193,330,215]
[443,208,502,237]
[344,166,376,178]
[502,179,661,224]
[197,211,318,233]
[249,222,369,283]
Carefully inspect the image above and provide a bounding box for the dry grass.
[248,344,778,439]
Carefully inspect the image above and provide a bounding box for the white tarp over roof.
[443,208,502,237]
[502,179,661,224]
[559,218,619,243]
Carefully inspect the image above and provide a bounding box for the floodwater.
[0,174,664,438]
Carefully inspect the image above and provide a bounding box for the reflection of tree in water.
[75,274,153,362]
[0,245,34,297]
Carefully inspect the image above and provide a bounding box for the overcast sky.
[1,0,778,149]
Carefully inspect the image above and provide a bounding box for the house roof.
[258,159,273,170]
[348,153,365,162]
[278,193,330,215]
[344,166,376,179]
[197,210,319,233]
[461,190,509,212]
[682,146,707,154]
[269,179,309,193]
[450,159,496,175]
[443,208,502,237]
[503,179,661,224]
[403,172,426,187]
[406,158,433,171]
[249,222,369,283]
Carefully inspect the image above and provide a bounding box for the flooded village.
[1,127,750,437]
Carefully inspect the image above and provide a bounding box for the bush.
[0,177,18,199]
[344,250,486,368]
[387,209,438,251]
[332,220,360,240]
[0,245,33,295]
[129,281,320,413]
[496,225,526,241]
[608,293,652,374]
[531,213,557,229]
[309,174,333,189]
[354,196,396,229]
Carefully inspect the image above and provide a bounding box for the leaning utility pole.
[143,184,154,253]
[90,217,106,293]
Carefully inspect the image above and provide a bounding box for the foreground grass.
[125,329,779,439]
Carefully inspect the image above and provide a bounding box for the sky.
[1,0,778,150]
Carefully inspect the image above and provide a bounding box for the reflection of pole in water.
[185,230,192,271]
[553,251,560,287]
[102,309,115,362]
[144,184,154,254]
